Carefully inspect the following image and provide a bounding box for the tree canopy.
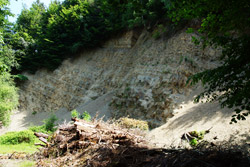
[0,0,18,125]
[165,0,250,122]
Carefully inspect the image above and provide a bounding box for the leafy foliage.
[0,80,18,125]
[71,109,91,121]
[189,138,198,147]
[80,111,91,121]
[10,0,166,73]
[0,130,36,145]
[28,125,53,134]
[71,109,79,118]
[43,114,58,132]
[165,0,250,121]
[29,114,59,134]
[0,0,19,126]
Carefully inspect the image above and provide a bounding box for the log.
[35,143,46,147]
[74,121,95,128]
[59,125,76,131]
[39,137,49,145]
[34,132,49,139]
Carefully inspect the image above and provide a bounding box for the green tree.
[164,0,250,122]
[0,0,19,126]
[12,0,166,73]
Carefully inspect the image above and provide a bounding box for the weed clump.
[71,109,91,121]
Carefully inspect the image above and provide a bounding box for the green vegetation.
[71,109,79,118]
[6,0,165,73]
[0,0,19,126]
[189,138,198,147]
[183,130,206,147]
[166,0,250,122]
[71,109,91,121]
[152,24,166,39]
[0,130,36,145]
[0,143,39,154]
[80,111,91,121]
[29,114,58,134]
[29,125,52,134]
[18,161,36,167]
[43,114,58,132]
[0,115,58,154]
[0,80,18,125]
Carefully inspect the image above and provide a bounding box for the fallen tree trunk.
[34,132,49,139]
[38,137,48,145]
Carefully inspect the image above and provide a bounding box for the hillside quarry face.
[19,29,221,127]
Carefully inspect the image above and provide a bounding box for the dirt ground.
[0,159,29,167]
[146,98,250,152]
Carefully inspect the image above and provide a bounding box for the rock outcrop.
[19,28,221,127]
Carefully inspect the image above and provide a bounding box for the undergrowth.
[0,130,36,145]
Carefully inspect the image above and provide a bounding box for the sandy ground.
[146,97,250,152]
[0,108,71,136]
[0,159,32,167]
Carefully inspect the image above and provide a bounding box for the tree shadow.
[164,100,234,131]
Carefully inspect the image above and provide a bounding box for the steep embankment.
[15,29,249,149]
[19,29,220,126]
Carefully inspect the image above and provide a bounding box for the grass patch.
[0,130,36,145]
[0,130,43,154]
[18,160,36,167]
[117,117,149,130]
[0,143,39,154]
[28,125,53,134]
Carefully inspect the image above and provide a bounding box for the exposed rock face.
[19,29,221,127]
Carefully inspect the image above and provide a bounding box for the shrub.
[80,111,91,121]
[43,114,58,132]
[29,115,59,134]
[0,130,36,145]
[29,125,49,134]
[190,138,198,147]
[184,130,206,147]
[0,81,19,126]
[71,109,79,118]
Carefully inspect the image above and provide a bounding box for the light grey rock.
[19,29,221,128]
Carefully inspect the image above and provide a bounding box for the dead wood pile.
[34,118,250,167]
[35,118,153,167]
